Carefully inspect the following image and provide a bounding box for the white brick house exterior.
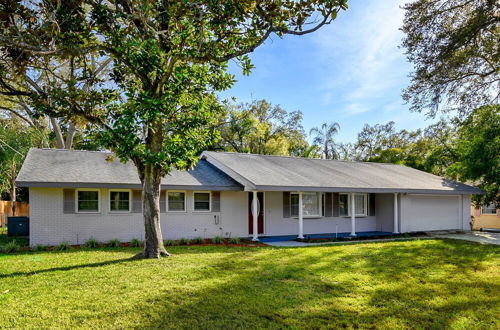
[18,149,480,246]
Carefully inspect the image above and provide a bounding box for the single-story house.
[17,148,482,246]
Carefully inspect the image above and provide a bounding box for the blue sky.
[220,0,436,143]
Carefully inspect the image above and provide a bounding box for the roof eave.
[16,181,243,191]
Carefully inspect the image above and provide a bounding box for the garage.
[402,195,462,232]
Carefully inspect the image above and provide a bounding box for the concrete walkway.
[264,231,500,247]
[264,236,432,247]
[429,231,500,245]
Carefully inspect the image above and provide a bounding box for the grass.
[0,239,498,329]
[0,227,28,248]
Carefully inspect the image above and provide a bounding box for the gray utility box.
[7,216,29,236]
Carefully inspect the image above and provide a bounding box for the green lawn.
[0,239,499,329]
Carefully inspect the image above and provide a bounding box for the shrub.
[212,236,223,244]
[108,239,121,248]
[56,241,70,251]
[163,240,175,246]
[2,240,20,253]
[230,237,240,244]
[84,237,99,248]
[192,237,204,244]
[32,244,47,252]
[179,237,189,245]
[130,238,142,247]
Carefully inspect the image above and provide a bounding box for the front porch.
[248,191,401,241]
[258,231,395,243]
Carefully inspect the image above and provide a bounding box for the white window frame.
[75,188,101,214]
[481,203,497,215]
[339,193,368,217]
[167,190,187,212]
[108,189,132,213]
[193,191,212,212]
[290,192,323,218]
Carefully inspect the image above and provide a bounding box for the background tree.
[0,116,48,214]
[1,0,346,258]
[402,0,499,117]
[218,100,308,156]
[446,105,499,206]
[309,122,341,159]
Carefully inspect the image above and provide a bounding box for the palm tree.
[309,122,341,159]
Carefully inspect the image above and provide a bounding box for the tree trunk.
[135,164,170,258]
[65,121,77,150]
[50,117,65,149]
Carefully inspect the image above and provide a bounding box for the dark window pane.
[110,191,130,211]
[339,194,349,216]
[78,201,99,211]
[77,191,99,212]
[194,193,210,210]
[194,201,210,210]
[168,192,185,211]
[290,194,299,217]
[78,191,98,201]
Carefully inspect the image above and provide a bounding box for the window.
[339,194,349,216]
[290,192,322,217]
[109,190,131,212]
[193,192,211,211]
[76,189,100,213]
[168,191,186,211]
[339,193,368,217]
[481,203,497,215]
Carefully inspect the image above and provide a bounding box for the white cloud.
[313,0,409,109]
[342,103,370,116]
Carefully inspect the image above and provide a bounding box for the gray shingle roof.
[202,151,483,194]
[16,149,243,190]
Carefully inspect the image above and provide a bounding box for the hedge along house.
[17,149,482,246]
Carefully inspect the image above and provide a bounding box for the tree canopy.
[0,0,345,257]
[402,0,499,117]
[217,100,309,156]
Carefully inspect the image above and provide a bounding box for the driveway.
[429,231,500,245]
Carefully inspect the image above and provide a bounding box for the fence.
[0,201,29,227]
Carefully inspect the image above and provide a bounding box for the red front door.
[248,192,264,235]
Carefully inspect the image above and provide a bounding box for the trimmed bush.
[56,241,70,251]
[212,236,223,244]
[32,244,48,252]
[2,240,20,253]
[192,237,204,244]
[179,238,189,245]
[108,239,121,248]
[130,238,142,247]
[163,240,174,246]
[230,237,240,244]
[84,237,99,248]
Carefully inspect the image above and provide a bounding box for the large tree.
[447,105,500,206]
[402,0,499,117]
[218,99,308,156]
[1,0,346,258]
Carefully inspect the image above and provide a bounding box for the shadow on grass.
[0,255,138,279]
[136,240,499,328]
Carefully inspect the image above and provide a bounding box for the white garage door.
[404,195,460,232]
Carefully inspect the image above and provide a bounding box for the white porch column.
[298,191,304,239]
[252,191,259,241]
[458,194,463,230]
[393,193,399,234]
[350,193,356,236]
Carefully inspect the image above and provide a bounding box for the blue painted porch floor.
[258,231,394,243]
